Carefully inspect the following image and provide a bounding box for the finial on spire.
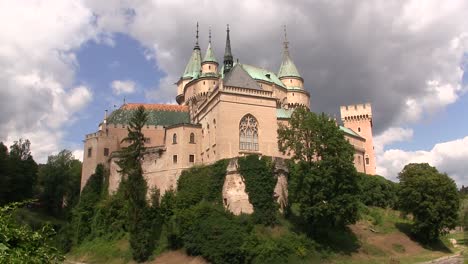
[209,27,212,44]
[192,22,200,50]
[283,25,289,49]
[224,24,233,73]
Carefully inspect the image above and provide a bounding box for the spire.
[278,25,301,79]
[194,22,200,50]
[182,23,202,79]
[203,27,218,64]
[223,24,233,73]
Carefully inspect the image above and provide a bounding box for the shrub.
[176,202,250,264]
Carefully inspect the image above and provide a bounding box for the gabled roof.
[203,42,218,64]
[223,64,262,90]
[107,103,190,126]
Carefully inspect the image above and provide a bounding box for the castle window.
[209,65,211,70]
[358,127,361,132]
[239,114,259,151]
[104,148,109,157]
[189,154,195,163]
[358,155,361,165]
[290,79,292,83]
[190,133,195,143]
[365,154,370,166]
[173,155,178,164]
[173,133,177,144]
[87,147,92,157]
[145,137,151,144]
[203,81,205,85]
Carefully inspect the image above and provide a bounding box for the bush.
[0,202,64,263]
[176,202,251,264]
[238,155,278,225]
[358,173,398,209]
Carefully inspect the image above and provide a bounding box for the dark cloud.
[86,0,467,134]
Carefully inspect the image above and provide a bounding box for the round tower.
[278,26,309,109]
[176,23,202,105]
[201,28,218,75]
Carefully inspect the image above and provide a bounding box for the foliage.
[357,173,398,209]
[238,155,278,225]
[0,140,38,205]
[398,163,460,242]
[37,149,82,218]
[0,201,64,263]
[176,202,251,264]
[176,159,229,208]
[115,105,158,262]
[282,108,360,231]
[71,164,106,246]
[243,227,317,264]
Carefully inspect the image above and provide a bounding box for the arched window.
[172,133,177,144]
[189,133,195,143]
[358,127,361,132]
[239,114,259,151]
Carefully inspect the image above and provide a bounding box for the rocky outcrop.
[222,159,254,215]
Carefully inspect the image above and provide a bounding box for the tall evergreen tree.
[117,105,155,262]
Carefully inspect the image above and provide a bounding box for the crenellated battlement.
[340,103,372,121]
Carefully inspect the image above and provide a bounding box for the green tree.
[0,201,64,263]
[0,140,38,205]
[37,150,81,217]
[116,105,155,262]
[398,163,460,242]
[357,173,398,209]
[71,164,106,245]
[278,107,360,231]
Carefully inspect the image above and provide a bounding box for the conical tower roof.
[278,27,301,79]
[182,23,202,79]
[203,42,218,64]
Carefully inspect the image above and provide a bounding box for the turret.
[176,23,202,104]
[223,25,233,74]
[278,26,304,89]
[201,28,219,75]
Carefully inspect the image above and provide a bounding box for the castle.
[80,25,376,198]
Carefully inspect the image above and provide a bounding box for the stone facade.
[80,26,377,214]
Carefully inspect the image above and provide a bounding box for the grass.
[67,235,133,264]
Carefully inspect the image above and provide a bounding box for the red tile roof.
[122,103,189,112]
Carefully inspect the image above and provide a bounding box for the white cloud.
[374,127,414,154]
[0,0,97,162]
[72,149,84,162]
[377,136,468,186]
[111,80,136,95]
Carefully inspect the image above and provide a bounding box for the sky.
[0,0,467,186]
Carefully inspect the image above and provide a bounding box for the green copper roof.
[276,108,294,119]
[278,45,301,79]
[182,48,202,79]
[107,109,190,126]
[240,64,286,88]
[203,42,218,64]
[339,126,364,139]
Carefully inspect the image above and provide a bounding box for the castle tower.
[223,25,233,73]
[278,26,309,109]
[340,103,376,175]
[201,28,218,75]
[176,23,202,104]
[278,26,304,89]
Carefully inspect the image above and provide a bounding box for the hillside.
[66,207,465,264]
